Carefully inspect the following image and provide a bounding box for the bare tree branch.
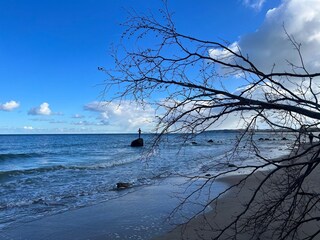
[101,5,320,240]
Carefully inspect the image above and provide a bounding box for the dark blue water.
[0,132,293,229]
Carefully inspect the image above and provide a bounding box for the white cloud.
[23,126,34,130]
[28,102,52,116]
[84,101,156,132]
[207,0,320,129]
[158,98,246,131]
[208,0,320,97]
[0,100,20,111]
[209,42,240,61]
[229,0,320,74]
[242,0,266,11]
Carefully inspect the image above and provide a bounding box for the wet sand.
[155,144,320,239]
[0,177,227,240]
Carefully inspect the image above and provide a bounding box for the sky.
[1,0,319,134]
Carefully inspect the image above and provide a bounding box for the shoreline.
[0,176,228,240]
[1,142,314,240]
[155,143,320,239]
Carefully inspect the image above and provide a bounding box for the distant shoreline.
[0,129,301,136]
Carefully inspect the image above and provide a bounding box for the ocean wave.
[0,153,44,161]
[0,156,142,177]
[0,177,150,212]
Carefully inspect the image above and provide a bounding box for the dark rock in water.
[191,141,198,145]
[259,137,271,141]
[205,173,211,177]
[228,163,237,168]
[208,139,214,143]
[116,182,131,189]
[131,138,144,147]
[282,137,288,141]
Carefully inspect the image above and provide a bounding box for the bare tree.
[100,5,320,240]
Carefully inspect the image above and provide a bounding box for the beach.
[155,143,320,240]
[0,177,228,240]
[3,145,318,240]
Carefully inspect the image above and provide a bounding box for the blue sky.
[2,0,316,133]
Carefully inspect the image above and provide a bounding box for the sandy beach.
[155,143,320,240]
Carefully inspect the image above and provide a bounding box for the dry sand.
[155,143,320,240]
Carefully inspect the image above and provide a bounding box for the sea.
[0,131,294,231]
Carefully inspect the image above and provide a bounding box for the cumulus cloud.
[239,0,320,73]
[158,99,246,131]
[209,0,320,75]
[84,101,156,132]
[28,102,52,116]
[0,100,20,111]
[216,0,320,74]
[23,126,34,130]
[207,0,320,129]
